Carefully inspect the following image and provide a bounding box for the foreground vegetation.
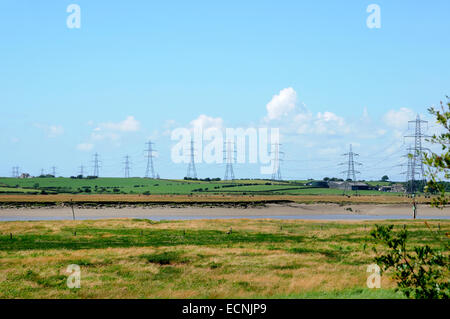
[0,219,447,298]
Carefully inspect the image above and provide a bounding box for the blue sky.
[1,0,449,181]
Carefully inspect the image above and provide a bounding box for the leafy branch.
[371,224,449,299]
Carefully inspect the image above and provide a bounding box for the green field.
[0,177,400,196]
[0,218,447,298]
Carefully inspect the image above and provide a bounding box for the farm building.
[305,181,329,188]
[328,181,370,191]
[379,184,405,193]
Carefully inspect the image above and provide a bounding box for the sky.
[1,0,449,181]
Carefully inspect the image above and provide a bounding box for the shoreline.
[1,203,449,221]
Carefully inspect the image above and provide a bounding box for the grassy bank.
[0,177,402,196]
[0,219,447,298]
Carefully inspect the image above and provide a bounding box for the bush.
[371,224,449,299]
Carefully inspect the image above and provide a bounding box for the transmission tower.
[12,166,19,178]
[340,144,361,194]
[92,153,100,177]
[404,114,429,194]
[79,164,84,177]
[271,143,283,181]
[123,155,131,178]
[145,141,156,179]
[51,166,57,177]
[40,168,45,176]
[403,146,416,194]
[223,140,235,181]
[186,137,197,179]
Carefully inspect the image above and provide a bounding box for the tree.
[381,175,389,182]
[371,224,449,299]
[423,97,450,208]
[370,97,450,299]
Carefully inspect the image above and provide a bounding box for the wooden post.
[71,199,76,221]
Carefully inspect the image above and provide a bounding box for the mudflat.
[0,203,449,220]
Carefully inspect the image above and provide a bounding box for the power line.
[403,146,415,194]
[123,155,131,178]
[79,164,84,177]
[92,153,101,177]
[271,143,283,181]
[223,140,235,180]
[404,114,430,194]
[340,144,362,194]
[12,166,19,178]
[186,137,197,179]
[145,141,156,179]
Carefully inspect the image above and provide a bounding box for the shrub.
[371,224,449,299]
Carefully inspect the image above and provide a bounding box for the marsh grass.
[0,219,447,298]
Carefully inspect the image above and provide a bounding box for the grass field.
[0,177,402,196]
[0,218,447,298]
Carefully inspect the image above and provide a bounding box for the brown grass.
[0,193,433,204]
[1,219,447,299]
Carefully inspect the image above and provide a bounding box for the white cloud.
[48,125,64,137]
[264,88,349,136]
[97,116,140,132]
[162,119,178,136]
[76,143,94,151]
[292,109,349,136]
[89,116,140,143]
[265,87,297,120]
[189,114,223,130]
[313,111,348,135]
[317,147,342,156]
[91,131,120,141]
[383,108,415,129]
[34,123,64,138]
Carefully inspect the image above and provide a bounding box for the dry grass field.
[0,218,447,299]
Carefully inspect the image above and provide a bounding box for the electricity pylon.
[403,146,416,194]
[271,143,283,181]
[79,164,84,177]
[340,144,362,195]
[145,141,156,179]
[12,166,19,178]
[404,114,429,194]
[123,155,131,178]
[223,140,235,181]
[186,137,197,179]
[92,153,100,177]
